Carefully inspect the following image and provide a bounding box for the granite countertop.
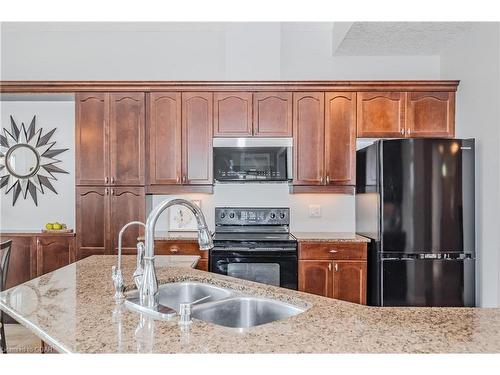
[292,232,371,242]
[1,255,500,353]
[144,231,371,243]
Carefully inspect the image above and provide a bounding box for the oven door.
[209,249,298,290]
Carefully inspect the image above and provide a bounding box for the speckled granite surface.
[1,255,500,353]
[138,231,199,241]
[292,232,371,242]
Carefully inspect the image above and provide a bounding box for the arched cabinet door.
[110,187,145,254]
[325,92,356,185]
[76,186,109,259]
[253,92,292,136]
[213,92,252,136]
[357,92,405,137]
[332,261,367,305]
[148,93,182,185]
[75,93,108,185]
[293,92,325,185]
[109,92,145,186]
[406,91,455,138]
[298,260,333,298]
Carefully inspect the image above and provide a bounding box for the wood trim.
[289,185,355,194]
[146,185,214,194]
[0,80,460,93]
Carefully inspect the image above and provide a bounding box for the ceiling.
[333,22,477,55]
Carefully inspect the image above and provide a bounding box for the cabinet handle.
[105,188,109,195]
[334,263,338,272]
[400,128,405,135]
[111,177,115,184]
[170,247,179,253]
[111,188,115,196]
[105,177,109,184]
[320,176,324,184]
[329,249,338,253]
[328,263,332,272]
[326,175,330,184]
[407,128,411,135]
[182,176,187,184]
[176,176,180,184]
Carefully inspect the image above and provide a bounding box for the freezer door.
[381,258,475,307]
[381,139,475,254]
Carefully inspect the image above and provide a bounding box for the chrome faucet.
[140,199,213,308]
[112,221,146,302]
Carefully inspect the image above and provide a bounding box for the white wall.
[1,22,441,80]
[149,184,355,234]
[0,100,75,231]
[440,23,500,307]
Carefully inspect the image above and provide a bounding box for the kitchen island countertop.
[1,255,500,353]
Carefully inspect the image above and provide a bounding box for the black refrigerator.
[356,138,475,307]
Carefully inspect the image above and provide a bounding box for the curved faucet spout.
[140,199,213,307]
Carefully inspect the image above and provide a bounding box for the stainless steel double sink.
[125,282,307,329]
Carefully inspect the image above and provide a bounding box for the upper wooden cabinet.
[213,92,253,137]
[76,92,145,186]
[293,92,325,185]
[357,91,406,137]
[293,92,356,187]
[148,92,213,187]
[148,93,182,185]
[357,91,455,138]
[325,92,356,185]
[406,91,455,138]
[253,92,293,137]
[75,93,108,185]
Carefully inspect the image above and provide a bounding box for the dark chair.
[0,240,12,354]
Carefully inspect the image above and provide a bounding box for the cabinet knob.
[328,263,332,271]
[329,249,338,253]
[170,247,179,253]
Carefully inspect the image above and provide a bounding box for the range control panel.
[215,207,290,226]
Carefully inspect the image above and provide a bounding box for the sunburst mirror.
[0,115,68,206]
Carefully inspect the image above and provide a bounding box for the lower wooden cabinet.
[76,186,145,259]
[36,235,76,276]
[298,241,367,304]
[154,240,208,271]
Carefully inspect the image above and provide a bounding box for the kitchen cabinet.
[76,186,145,258]
[406,91,455,138]
[76,92,145,186]
[213,92,253,137]
[293,92,325,185]
[253,92,293,137]
[0,235,35,290]
[154,240,209,271]
[356,91,406,138]
[325,92,357,185]
[357,91,455,138]
[36,235,76,276]
[147,92,213,189]
[292,92,356,188]
[298,241,367,304]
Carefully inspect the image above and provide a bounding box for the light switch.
[309,205,321,218]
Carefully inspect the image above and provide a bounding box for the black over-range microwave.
[213,140,292,182]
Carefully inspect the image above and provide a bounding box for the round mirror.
[5,144,40,178]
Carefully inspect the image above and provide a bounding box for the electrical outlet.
[309,204,321,218]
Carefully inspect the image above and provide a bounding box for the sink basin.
[192,296,306,328]
[125,282,233,319]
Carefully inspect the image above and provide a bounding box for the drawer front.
[299,242,367,260]
[154,240,208,259]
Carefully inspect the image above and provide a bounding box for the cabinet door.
[213,92,252,136]
[325,92,356,185]
[293,92,325,185]
[148,93,182,185]
[182,92,213,184]
[36,236,75,276]
[76,186,109,259]
[357,92,405,137]
[109,93,145,185]
[110,187,145,254]
[0,236,35,289]
[253,92,292,137]
[75,93,108,185]
[332,261,367,304]
[298,260,332,298]
[196,259,208,272]
[406,91,455,138]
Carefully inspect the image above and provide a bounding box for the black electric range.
[210,207,298,290]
